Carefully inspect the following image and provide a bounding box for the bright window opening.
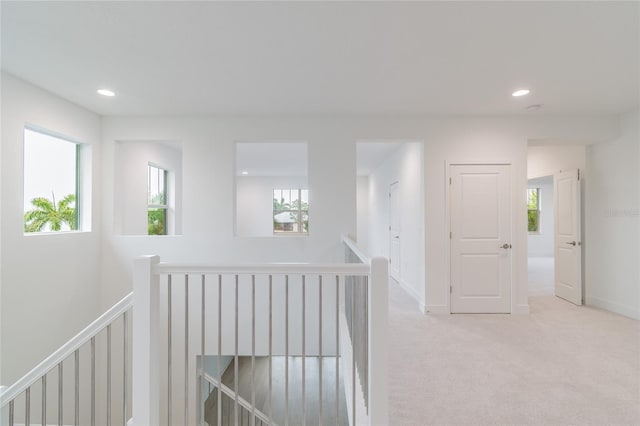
[23,128,85,233]
[527,188,541,233]
[148,164,168,235]
[273,188,309,234]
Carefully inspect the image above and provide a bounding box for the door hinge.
[450,231,452,239]
[577,169,580,181]
[450,285,452,293]
[449,177,452,184]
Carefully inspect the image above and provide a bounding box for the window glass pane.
[148,165,167,205]
[282,189,291,206]
[273,189,285,212]
[527,188,540,232]
[528,210,539,232]
[24,128,78,233]
[527,188,539,210]
[273,188,309,234]
[148,208,166,235]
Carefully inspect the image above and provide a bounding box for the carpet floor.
[387,282,640,425]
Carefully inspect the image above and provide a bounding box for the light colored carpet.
[387,281,640,426]
[528,256,554,297]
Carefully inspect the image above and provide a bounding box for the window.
[23,128,82,233]
[273,188,309,234]
[148,164,168,235]
[114,141,182,235]
[527,188,540,233]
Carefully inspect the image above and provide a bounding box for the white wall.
[527,145,586,179]
[99,114,617,317]
[1,73,102,384]
[236,175,307,237]
[366,143,425,310]
[527,180,554,257]
[585,110,639,319]
[356,176,369,249]
[114,141,183,235]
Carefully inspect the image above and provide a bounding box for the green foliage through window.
[273,189,309,234]
[148,164,168,235]
[527,188,540,233]
[148,208,166,235]
[24,193,77,232]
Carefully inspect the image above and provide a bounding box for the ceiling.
[1,1,638,116]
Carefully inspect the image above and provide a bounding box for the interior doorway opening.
[527,175,555,296]
[355,140,425,310]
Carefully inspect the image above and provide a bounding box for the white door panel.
[554,169,582,305]
[450,164,511,313]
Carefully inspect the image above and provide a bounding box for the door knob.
[500,243,512,249]
[566,241,577,246]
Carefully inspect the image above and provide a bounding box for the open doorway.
[527,145,586,305]
[356,140,425,309]
[527,175,555,296]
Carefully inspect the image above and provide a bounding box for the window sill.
[24,230,91,236]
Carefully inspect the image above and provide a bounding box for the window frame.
[527,187,541,234]
[23,125,83,234]
[147,163,169,236]
[273,188,309,235]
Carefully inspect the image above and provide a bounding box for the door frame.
[445,160,519,314]
[388,180,400,282]
[527,170,584,305]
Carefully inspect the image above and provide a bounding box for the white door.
[450,164,511,313]
[554,169,582,305]
[389,182,400,282]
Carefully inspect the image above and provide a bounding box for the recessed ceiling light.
[526,104,542,112]
[241,171,249,175]
[97,89,115,97]
[512,89,530,97]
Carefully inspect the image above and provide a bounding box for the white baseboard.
[393,278,428,313]
[394,277,421,305]
[514,303,530,314]
[586,296,640,320]
[425,304,449,314]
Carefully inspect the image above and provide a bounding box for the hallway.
[528,256,554,297]
[387,281,640,425]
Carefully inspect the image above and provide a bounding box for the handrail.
[0,292,133,406]
[202,372,276,426]
[342,235,370,264]
[154,262,370,276]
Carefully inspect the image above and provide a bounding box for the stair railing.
[342,236,388,426]
[133,250,388,426]
[1,293,133,426]
[201,372,274,426]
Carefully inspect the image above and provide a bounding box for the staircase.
[1,236,388,426]
[204,356,348,426]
